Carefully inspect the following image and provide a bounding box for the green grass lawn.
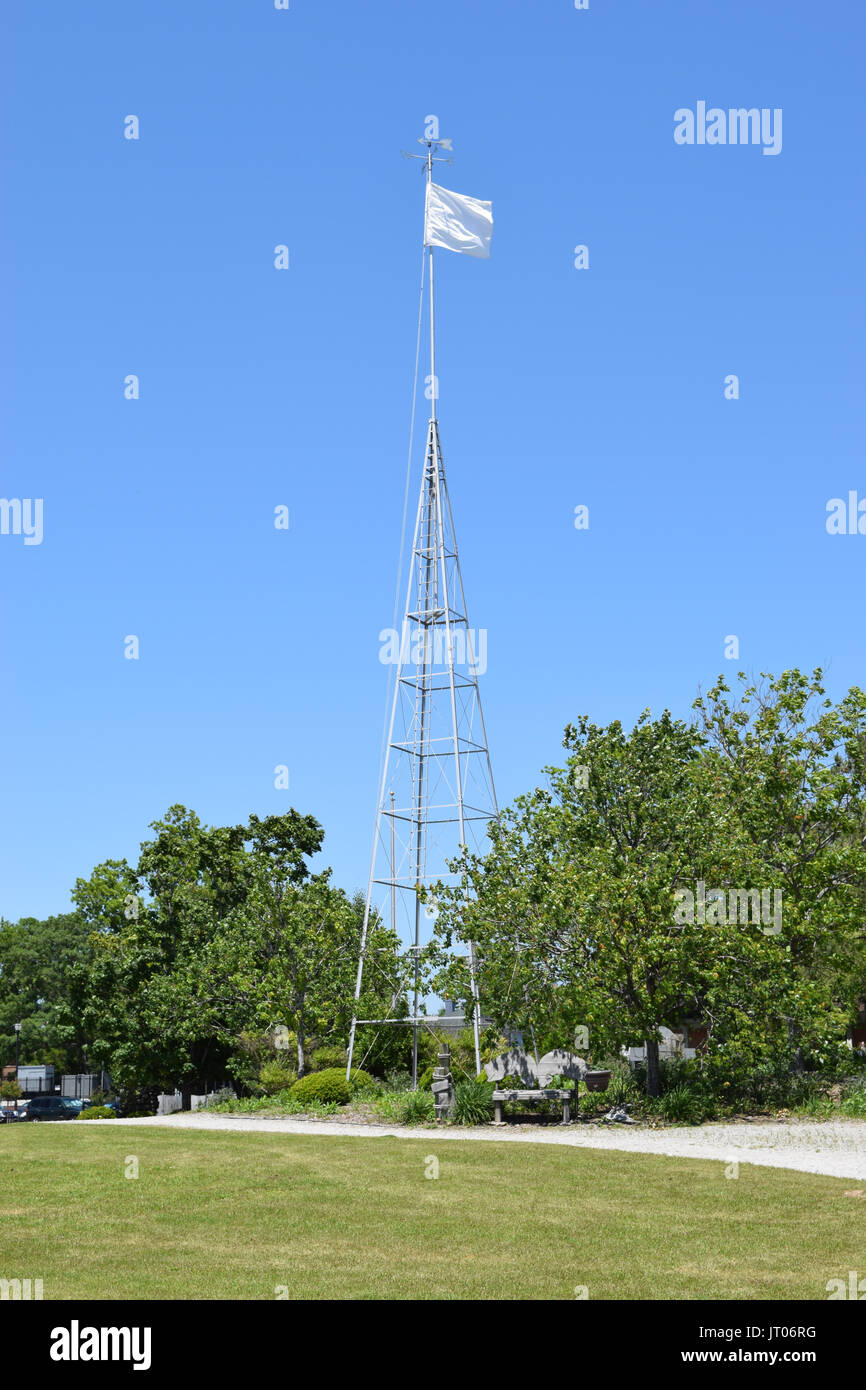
[0,1125,862,1299]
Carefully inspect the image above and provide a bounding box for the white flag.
[424,182,493,259]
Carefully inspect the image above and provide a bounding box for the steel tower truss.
[347,135,498,1086]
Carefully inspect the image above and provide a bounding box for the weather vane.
[400,129,454,175]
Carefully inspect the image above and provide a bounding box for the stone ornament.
[431,1043,455,1121]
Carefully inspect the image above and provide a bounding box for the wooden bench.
[492,1087,574,1126]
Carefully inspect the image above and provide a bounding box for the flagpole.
[426,141,436,424]
[422,135,483,1080]
[411,138,436,1087]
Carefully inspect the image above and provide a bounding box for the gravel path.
[90,1113,866,1182]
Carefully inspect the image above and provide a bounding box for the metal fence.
[60,1071,111,1099]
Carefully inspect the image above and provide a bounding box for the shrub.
[229,1029,299,1094]
[418,1026,504,1084]
[258,1060,298,1096]
[399,1089,436,1124]
[657,1084,705,1124]
[797,1092,833,1118]
[383,1068,414,1092]
[206,1092,342,1116]
[371,1091,407,1122]
[578,1090,606,1117]
[202,1087,236,1109]
[417,1066,434,1092]
[310,1046,348,1073]
[78,1106,115,1120]
[349,1023,414,1080]
[118,1085,160,1116]
[347,1068,378,1095]
[498,1072,529,1090]
[658,1057,696,1092]
[0,1080,23,1103]
[290,1069,351,1107]
[452,1079,494,1126]
[784,1073,825,1109]
[840,1081,866,1117]
[605,1063,639,1107]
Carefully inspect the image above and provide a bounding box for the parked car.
[1,1104,29,1123]
[24,1095,81,1122]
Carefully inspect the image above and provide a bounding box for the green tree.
[194,873,401,1078]
[71,806,325,1099]
[68,804,404,1097]
[432,710,730,1095]
[0,914,93,1074]
[433,672,866,1098]
[693,669,866,1070]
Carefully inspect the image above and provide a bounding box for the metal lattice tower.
[347,133,498,1086]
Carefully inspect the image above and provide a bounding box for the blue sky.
[1,0,864,923]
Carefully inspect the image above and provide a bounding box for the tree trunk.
[787,1016,805,1074]
[296,1026,305,1078]
[645,1039,661,1098]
